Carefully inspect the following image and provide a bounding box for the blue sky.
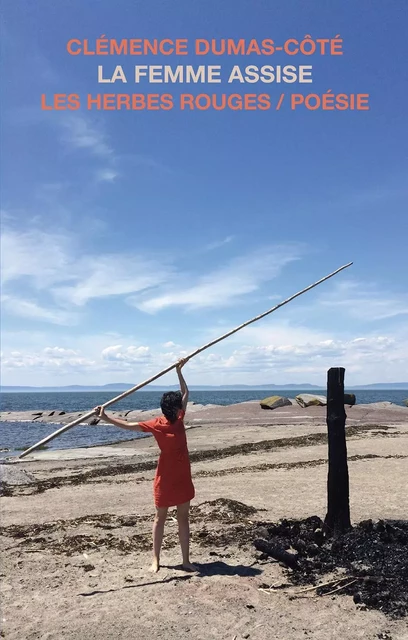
[1,0,407,387]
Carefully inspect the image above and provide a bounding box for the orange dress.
[138,409,195,508]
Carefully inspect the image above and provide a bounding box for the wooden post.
[324,367,351,536]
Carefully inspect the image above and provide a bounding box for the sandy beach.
[1,401,408,640]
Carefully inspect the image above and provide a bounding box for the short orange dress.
[138,409,195,508]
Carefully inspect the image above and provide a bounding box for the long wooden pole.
[18,262,352,459]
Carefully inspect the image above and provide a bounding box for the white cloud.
[101,345,151,363]
[177,332,407,384]
[1,324,407,386]
[131,244,302,313]
[1,347,96,373]
[43,347,80,357]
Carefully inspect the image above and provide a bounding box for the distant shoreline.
[2,384,408,392]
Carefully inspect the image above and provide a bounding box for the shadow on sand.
[78,560,262,597]
[164,560,262,578]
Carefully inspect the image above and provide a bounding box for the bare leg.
[177,501,198,571]
[151,506,168,572]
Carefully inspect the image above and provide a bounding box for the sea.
[1,389,407,459]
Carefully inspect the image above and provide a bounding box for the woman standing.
[94,358,196,573]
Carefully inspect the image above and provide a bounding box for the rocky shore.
[1,398,407,428]
[1,401,407,639]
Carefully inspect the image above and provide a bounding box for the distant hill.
[353,382,408,390]
[1,382,407,392]
[1,383,323,392]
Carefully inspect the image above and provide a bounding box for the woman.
[94,358,196,573]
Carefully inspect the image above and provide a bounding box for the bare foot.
[149,559,160,573]
[182,562,198,572]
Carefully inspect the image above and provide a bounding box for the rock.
[260,396,292,410]
[83,564,95,572]
[344,393,356,406]
[295,394,327,408]
[404,399,408,407]
[357,401,406,411]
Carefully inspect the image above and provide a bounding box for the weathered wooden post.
[324,367,352,535]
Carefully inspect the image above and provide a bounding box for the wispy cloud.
[58,114,120,183]
[131,244,302,313]
[1,227,72,287]
[1,294,77,325]
[318,280,408,321]
[57,116,172,181]
[204,236,234,251]
[54,254,173,306]
[95,168,118,183]
[1,225,173,321]
[59,115,113,158]
[1,225,303,326]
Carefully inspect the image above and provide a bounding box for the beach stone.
[260,396,291,410]
[344,393,356,406]
[295,394,327,408]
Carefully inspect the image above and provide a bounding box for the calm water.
[1,389,407,458]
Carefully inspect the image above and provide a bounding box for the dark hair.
[160,391,183,423]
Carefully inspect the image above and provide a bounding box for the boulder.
[404,399,408,408]
[344,393,356,406]
[296,393,356,407]
[260,395,292,410]
[295,394,327,408]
